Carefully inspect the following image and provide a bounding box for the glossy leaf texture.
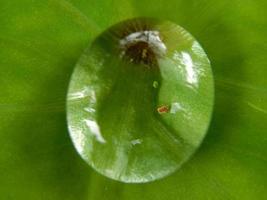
[0,0,267,199]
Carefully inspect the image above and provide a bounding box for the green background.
[0,0,266,199]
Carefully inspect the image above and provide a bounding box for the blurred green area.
[0,0,266,199]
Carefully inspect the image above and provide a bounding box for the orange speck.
[157,105,169,114]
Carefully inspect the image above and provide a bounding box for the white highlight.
[84,107,96,113]
[181,52,197,85]
[72,129,86,155]
[120,30,167,57]
[68,90,86,100]
[172,51,200,88]
[170,102,184,114]
[84,119,106,143]
[68,87,96,102]
[131,139,142,145]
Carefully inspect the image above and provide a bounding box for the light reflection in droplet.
[84,119,106,144]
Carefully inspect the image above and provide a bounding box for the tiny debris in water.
[153,81,159,88]
[157,105,169,114]
[142,48,148,58]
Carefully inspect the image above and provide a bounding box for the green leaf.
[0,0,266,199]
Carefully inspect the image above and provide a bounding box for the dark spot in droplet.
[123,41,157,66]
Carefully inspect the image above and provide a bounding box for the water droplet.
[67,18,214,183]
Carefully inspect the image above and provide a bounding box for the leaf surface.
[0,0,266,199]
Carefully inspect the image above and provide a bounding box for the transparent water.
[67,18,214,183]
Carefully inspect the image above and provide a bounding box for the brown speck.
[157,105,169,114]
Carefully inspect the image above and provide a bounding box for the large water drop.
[67,18,214,183]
